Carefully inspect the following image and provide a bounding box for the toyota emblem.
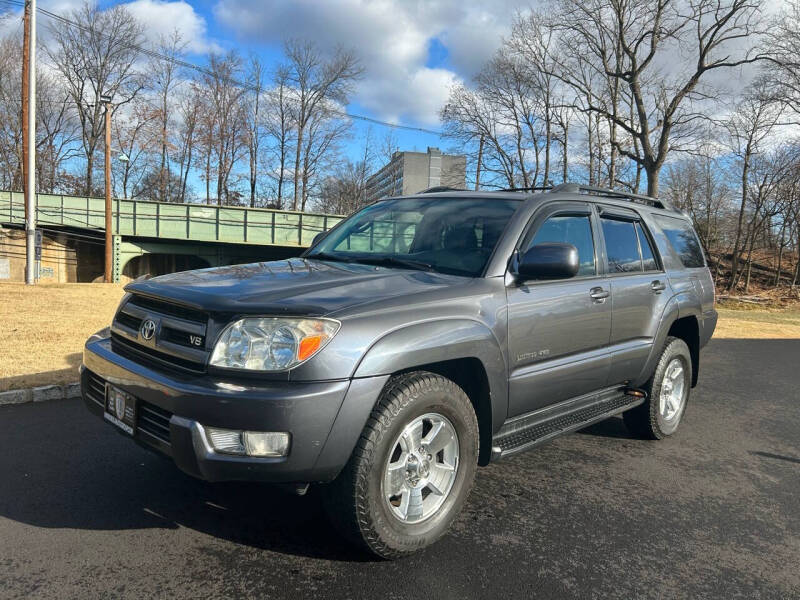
[140,319,157,341]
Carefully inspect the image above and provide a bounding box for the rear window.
[600,218,643,273]
[654,215,705,268]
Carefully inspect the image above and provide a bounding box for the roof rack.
[549,183,669,209]
[420,186,465,193]
[501,185,553,193]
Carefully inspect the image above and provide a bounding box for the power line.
[1,0,444,136]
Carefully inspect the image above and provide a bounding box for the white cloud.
[123,0,216,54]
[212,0,520,126]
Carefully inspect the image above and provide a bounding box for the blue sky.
[82,0,524,163]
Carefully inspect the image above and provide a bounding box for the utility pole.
[24,0,36,285]
[102,95,113,283]
[21,1,29,212]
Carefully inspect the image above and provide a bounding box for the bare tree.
[199,51,246,205]
[244,54,265,207]
[36,70,81,194]
[113,99,155,199]
[544,0,771,196]
[175,86,201,203]
[724,77,785,289]
[147,30,187,202]
[263,65,294,209]
[283,39,362,210]
[299,109,350,210]
[317,132,374,215]
[47,1,145,195]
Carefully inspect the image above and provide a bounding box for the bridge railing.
[0,191,345,247]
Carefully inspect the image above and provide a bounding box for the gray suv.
[81,183,717,558]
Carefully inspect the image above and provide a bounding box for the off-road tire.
[323,371,479,559]
[623,336,692,440]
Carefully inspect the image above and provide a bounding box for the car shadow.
[1,352,83,391]
[0,398,374,562]
[750,451,800,465]
[577,415,635,439]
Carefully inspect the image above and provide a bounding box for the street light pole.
[24,0,36,285]
[102,96,112,283]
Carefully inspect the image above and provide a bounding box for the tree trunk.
[475,134,484,191]
[561,122,569,183]
[729,156,750,290]
[86,152,94,196]
[543,106,551,186]
[293,124,305,211]
[775,224,786,287]
[646,164,659,198]
[587,117,595,186]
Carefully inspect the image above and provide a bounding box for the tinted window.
[636,222,658,271]
[601,218,642,273]
[654,215,705,268]
[309,197,520,277]
[528,215,595,276]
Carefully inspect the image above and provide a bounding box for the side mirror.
[516,242,579,280]
[311,231,327,247]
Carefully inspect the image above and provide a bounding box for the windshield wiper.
[306,252,356,263]
[353,256,435,272]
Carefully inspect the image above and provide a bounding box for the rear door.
[597,206,670,385]
[506,202,612,417]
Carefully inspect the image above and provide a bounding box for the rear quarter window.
[653,215,705,268]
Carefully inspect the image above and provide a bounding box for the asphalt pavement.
[1,338,799,599]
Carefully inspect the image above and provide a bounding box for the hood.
[124,257,460,316]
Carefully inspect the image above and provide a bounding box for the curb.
[0,382,81,406]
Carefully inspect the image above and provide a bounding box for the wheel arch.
[352,319,508,465]
[667,316,700,387]
[636,293,701,388]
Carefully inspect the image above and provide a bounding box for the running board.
[491,388,644,459]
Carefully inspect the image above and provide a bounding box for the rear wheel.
[623,336,692,439]
[323,371,479,559]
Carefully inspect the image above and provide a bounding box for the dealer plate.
[104,384,136,435]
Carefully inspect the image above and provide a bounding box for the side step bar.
[491,388,645,460]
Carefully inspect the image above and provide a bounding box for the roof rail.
[549,182,669,209]
[420,186,465,193]
[500,185,553,193]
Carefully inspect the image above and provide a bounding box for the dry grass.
[0,282,125,391]
[1,283,799,393]
[714,305,800,339]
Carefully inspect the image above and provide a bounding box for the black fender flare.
[634,292,700,387]
[352,318,508,435]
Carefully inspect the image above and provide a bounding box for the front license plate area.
[104,384,136,435]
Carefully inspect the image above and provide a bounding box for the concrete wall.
[0,227,80,283]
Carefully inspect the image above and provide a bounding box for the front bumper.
[81,336,388,484]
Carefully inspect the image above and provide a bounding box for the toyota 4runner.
[81,183,717,558]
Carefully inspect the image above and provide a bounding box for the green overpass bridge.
[0,191,344,282]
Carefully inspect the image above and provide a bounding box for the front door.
[506,203,612,417]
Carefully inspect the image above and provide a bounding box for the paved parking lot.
[1,338,799,599]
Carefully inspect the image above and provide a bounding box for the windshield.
[306,197,520,277]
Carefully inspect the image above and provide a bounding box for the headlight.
[209,317,340,371]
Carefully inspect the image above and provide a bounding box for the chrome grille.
[111,294,209,372]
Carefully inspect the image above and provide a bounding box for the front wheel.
[623,336,692,439]
[323,371,479,559]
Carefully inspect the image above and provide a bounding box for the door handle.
[590,287,609,302]
[651,280,667,293]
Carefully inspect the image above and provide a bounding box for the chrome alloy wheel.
[659,358,687,421]
[382,413,459,524]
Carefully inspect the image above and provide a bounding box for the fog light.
[205,427,290,457]
[244,432,290,457]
